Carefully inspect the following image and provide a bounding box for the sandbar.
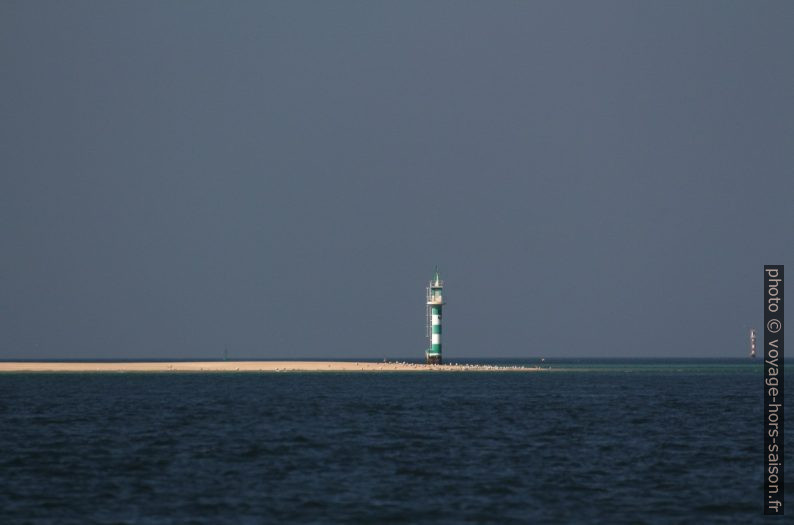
[0,361,542,373]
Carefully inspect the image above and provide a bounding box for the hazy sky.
[1,2,792,359]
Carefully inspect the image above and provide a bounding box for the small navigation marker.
[749,328,756,359]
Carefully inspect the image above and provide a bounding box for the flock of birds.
[381,361,543,371]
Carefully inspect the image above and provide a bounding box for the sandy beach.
[0,361,542,373]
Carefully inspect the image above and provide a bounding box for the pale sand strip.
[0,361,541,373]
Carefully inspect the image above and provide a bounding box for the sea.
[0,358,788,524]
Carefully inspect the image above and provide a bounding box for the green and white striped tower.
[425,267,444,364]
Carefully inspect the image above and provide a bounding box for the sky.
[1,1,792,359]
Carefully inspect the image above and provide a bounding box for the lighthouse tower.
[426,267,444,364]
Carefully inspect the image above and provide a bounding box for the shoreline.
[0,361,543,373]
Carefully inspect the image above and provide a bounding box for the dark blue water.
[0,360,788,524]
